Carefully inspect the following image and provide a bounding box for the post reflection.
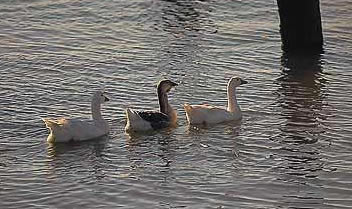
[276,52,327,144]
[273,52,329,206]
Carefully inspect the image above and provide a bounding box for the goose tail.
[42,118,66,130]
[42,118,60,143]
[183,103,194,124]
[125,108,140,122]
[183,103,193,112]
[125,108,140,132]
[42,118,57,129]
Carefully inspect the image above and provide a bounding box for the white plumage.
[184,76,247,125]
[42,91,110,143]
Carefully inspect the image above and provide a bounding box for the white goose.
[125,79,178,132]
[184,76,247,125]
[42,91,110,143]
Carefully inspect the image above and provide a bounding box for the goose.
[42,90,110,143]
[184,76,247,125]
[125,79,178,132]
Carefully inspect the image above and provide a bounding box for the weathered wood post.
[277,0,324,53]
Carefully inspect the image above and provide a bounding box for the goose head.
[157,79,178,94]
[93,90,110,104]
[228,77,248,89]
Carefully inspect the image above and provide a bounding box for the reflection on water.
[186,119,242,136]
[46,137,109,180]
[272,52,329,207]
[161,0,201,33]
[47,136,108,159]
[160,0,215,34]
[157,0,206,81]
[276,51,327,144]
[125,131,178,188]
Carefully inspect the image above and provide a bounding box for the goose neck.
[158,91,170,115]
[227,87,240,113]
[91,98,103,121]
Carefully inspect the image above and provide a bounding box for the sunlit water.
[1,0,351,208]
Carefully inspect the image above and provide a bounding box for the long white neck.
[91,98,103,121]
[227,86,240,113]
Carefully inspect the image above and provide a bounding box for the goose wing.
[135,110,170,129]
[186,104,227,112]
[184,104,232,124]
[42,118,69,129]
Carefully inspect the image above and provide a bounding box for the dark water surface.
[1,0,351,208]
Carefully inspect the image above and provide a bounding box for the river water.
[1,0,351,208]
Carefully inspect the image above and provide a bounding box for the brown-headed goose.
[125,79,178,132]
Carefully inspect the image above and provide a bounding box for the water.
[1,0,351,208]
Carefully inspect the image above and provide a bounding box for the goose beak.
[105,96,110,102]
[240,79,248,85]
[171,81,178,87]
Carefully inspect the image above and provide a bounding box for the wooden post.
[277,0,323,53]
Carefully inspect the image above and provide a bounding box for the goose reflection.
[46,137,108,180]
[126,131,176,170]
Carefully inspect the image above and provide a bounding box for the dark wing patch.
[136,111,170,130]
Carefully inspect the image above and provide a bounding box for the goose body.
[43,91,110,143]
[125,80,178,132]
[184,77,247,125]
[184,104,241,124]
